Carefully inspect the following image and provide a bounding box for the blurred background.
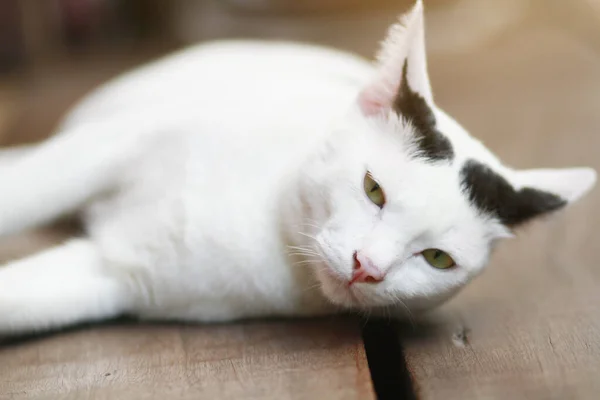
[0,0,598,182]
[2,0,600,146]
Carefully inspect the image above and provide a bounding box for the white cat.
[0,0,595,335]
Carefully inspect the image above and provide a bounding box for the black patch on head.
[393,61,453,162]
[460,159,567,227]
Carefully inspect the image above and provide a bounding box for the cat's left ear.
[500,167,596,227]
[512,167,597,205]
[358,0,433,116]
[462,162,595,230]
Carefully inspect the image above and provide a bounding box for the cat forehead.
[357,143,488,227]
[370,162,496,268]
[352,119,510,237]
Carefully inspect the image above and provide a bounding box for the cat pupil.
[370,183,380,192]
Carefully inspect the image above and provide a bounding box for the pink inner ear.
[358,85,390,116]
[358,75,400,117]
[358,94,384,116]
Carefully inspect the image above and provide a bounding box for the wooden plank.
[399,16,600,400]
[0,318,374,400]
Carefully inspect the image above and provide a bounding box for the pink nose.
[350,252,385,284]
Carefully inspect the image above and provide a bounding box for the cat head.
[296,0,596,314]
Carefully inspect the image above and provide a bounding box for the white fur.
[0,1,594,334]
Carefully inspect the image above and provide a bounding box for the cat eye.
[422,249,455,270]
[363,172,386,208]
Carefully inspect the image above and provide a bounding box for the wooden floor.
[2,0,600,398]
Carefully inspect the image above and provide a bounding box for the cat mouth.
[320,264,350,285]
[317,266,365,306]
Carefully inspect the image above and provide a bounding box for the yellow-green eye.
[363,172,386,208]
[422,249,455,269]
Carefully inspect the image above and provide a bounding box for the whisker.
[286,245,317,252]
[290,255,321,261]
[302,282,323,293]
[289,254,320,259]
[359,308,373,327]
[297,232,317,240]
[288,253,316,257]
[286,249,319,255]
[292,260,320,266]
[287,250,319,256]
[392,295,416,329]
[294,222,322,230]
[288,255,320,262]
[312,265,330,275]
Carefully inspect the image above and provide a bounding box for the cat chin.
[314,267,363,308]
[314,264,459,314]
[314,265,395,310]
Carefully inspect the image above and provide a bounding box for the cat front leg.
[0,239,132,335]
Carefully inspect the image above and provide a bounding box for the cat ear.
[506,167,596,227]
[462,161,597,228]
[511,167,597,204]
[358,0,433,116]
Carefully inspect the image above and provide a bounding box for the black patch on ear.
[393,61,453,162]
[460,159,567,227]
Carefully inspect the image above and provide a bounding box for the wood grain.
[0,318,374,400]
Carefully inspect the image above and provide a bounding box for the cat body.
[75,42,372,322]
[0,1,594,334]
